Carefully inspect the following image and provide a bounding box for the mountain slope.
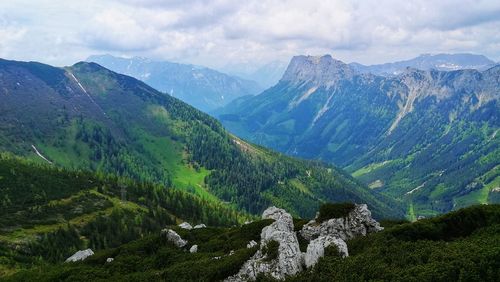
[86,55,262,112]
[350,53,496,76]
[217,55,500,218]
[6,202,500,281]
[0,153,242,276]
[0,58,401,219]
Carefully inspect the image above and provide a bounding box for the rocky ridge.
[226,204,382,281]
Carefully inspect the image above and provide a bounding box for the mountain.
[86,55,263,112]
[216,55,500,218]
[0,58,402,220]
[221,60,289,89]
[350,53,496,76]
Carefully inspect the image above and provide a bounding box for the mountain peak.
[281,55,354,85]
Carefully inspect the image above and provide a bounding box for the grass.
[289,179,313,196]
[352,160,392,178]
[133,127,219,203]
[454,175,500,208]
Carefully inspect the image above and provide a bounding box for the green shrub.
[317,202,355,223]
[262,240,279,261]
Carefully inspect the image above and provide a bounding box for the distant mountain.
[217,54,500,218]
[350,53,496,76]
[86,55,262,112]
[220,60,288,89]
[0,58,401,219]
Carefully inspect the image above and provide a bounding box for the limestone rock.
[178,222,193,230]
[190,245,198,253]
[162,228,188,248]
[193,224,206,229]
[65,249,94,262]
[226,206,303,281]
[106,257,114,263]
[304,235,348,268]
[300,204,382,241]
[247,240,258,249]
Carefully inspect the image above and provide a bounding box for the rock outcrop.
[300,204,382,241]
[106,257,114,263]
[193,224,206,229]
[162,228,188,248]
[65,249,94,262]
[226,207,303,281]
[304,235,348,268]
[247,240,258,249]
[178,222,193,230]
[226,204,382,281]
[190,245,198,253]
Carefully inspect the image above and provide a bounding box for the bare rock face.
[300,204,382,241]
[178,222,193,230]
[193,224,206,229]
[190,245,198,253]
[226,206,303,281]
[162,228,188,248]
[65,249,94,262]
[304,235,348,268]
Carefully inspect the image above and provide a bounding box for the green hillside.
[0,58,402,219]
[5,196,499,281]
[0,154,242,276]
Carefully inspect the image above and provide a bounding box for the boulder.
[304,235,348,268]
[65,249,94,262]
[190,245,198,253]
[178,222,193,230]
[106,257,114,263]
[162,228,188,248]
[193,224,206,229]
[300,204,382,241]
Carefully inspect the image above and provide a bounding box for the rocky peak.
[280,55,355,86]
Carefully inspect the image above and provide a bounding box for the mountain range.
[350,53,496,76]
[86,55,263,112]
[216,54,500,219]
[0,57,401,219]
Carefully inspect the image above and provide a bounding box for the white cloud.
[0,0,498,68]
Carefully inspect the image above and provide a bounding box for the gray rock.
[178,222,193,230]
[226,206,303,281]
[190,245,198,253]
[304,235,348,268]
[65,249,94,262]
[162,228,188,248]
[300,204,382,241]
[193,224,206,229]
[106,257,114,263]
[247,240,258,249]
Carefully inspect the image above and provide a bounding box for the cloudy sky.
[0,0,499,70]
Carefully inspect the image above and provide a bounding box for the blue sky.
[0,0,499,69]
